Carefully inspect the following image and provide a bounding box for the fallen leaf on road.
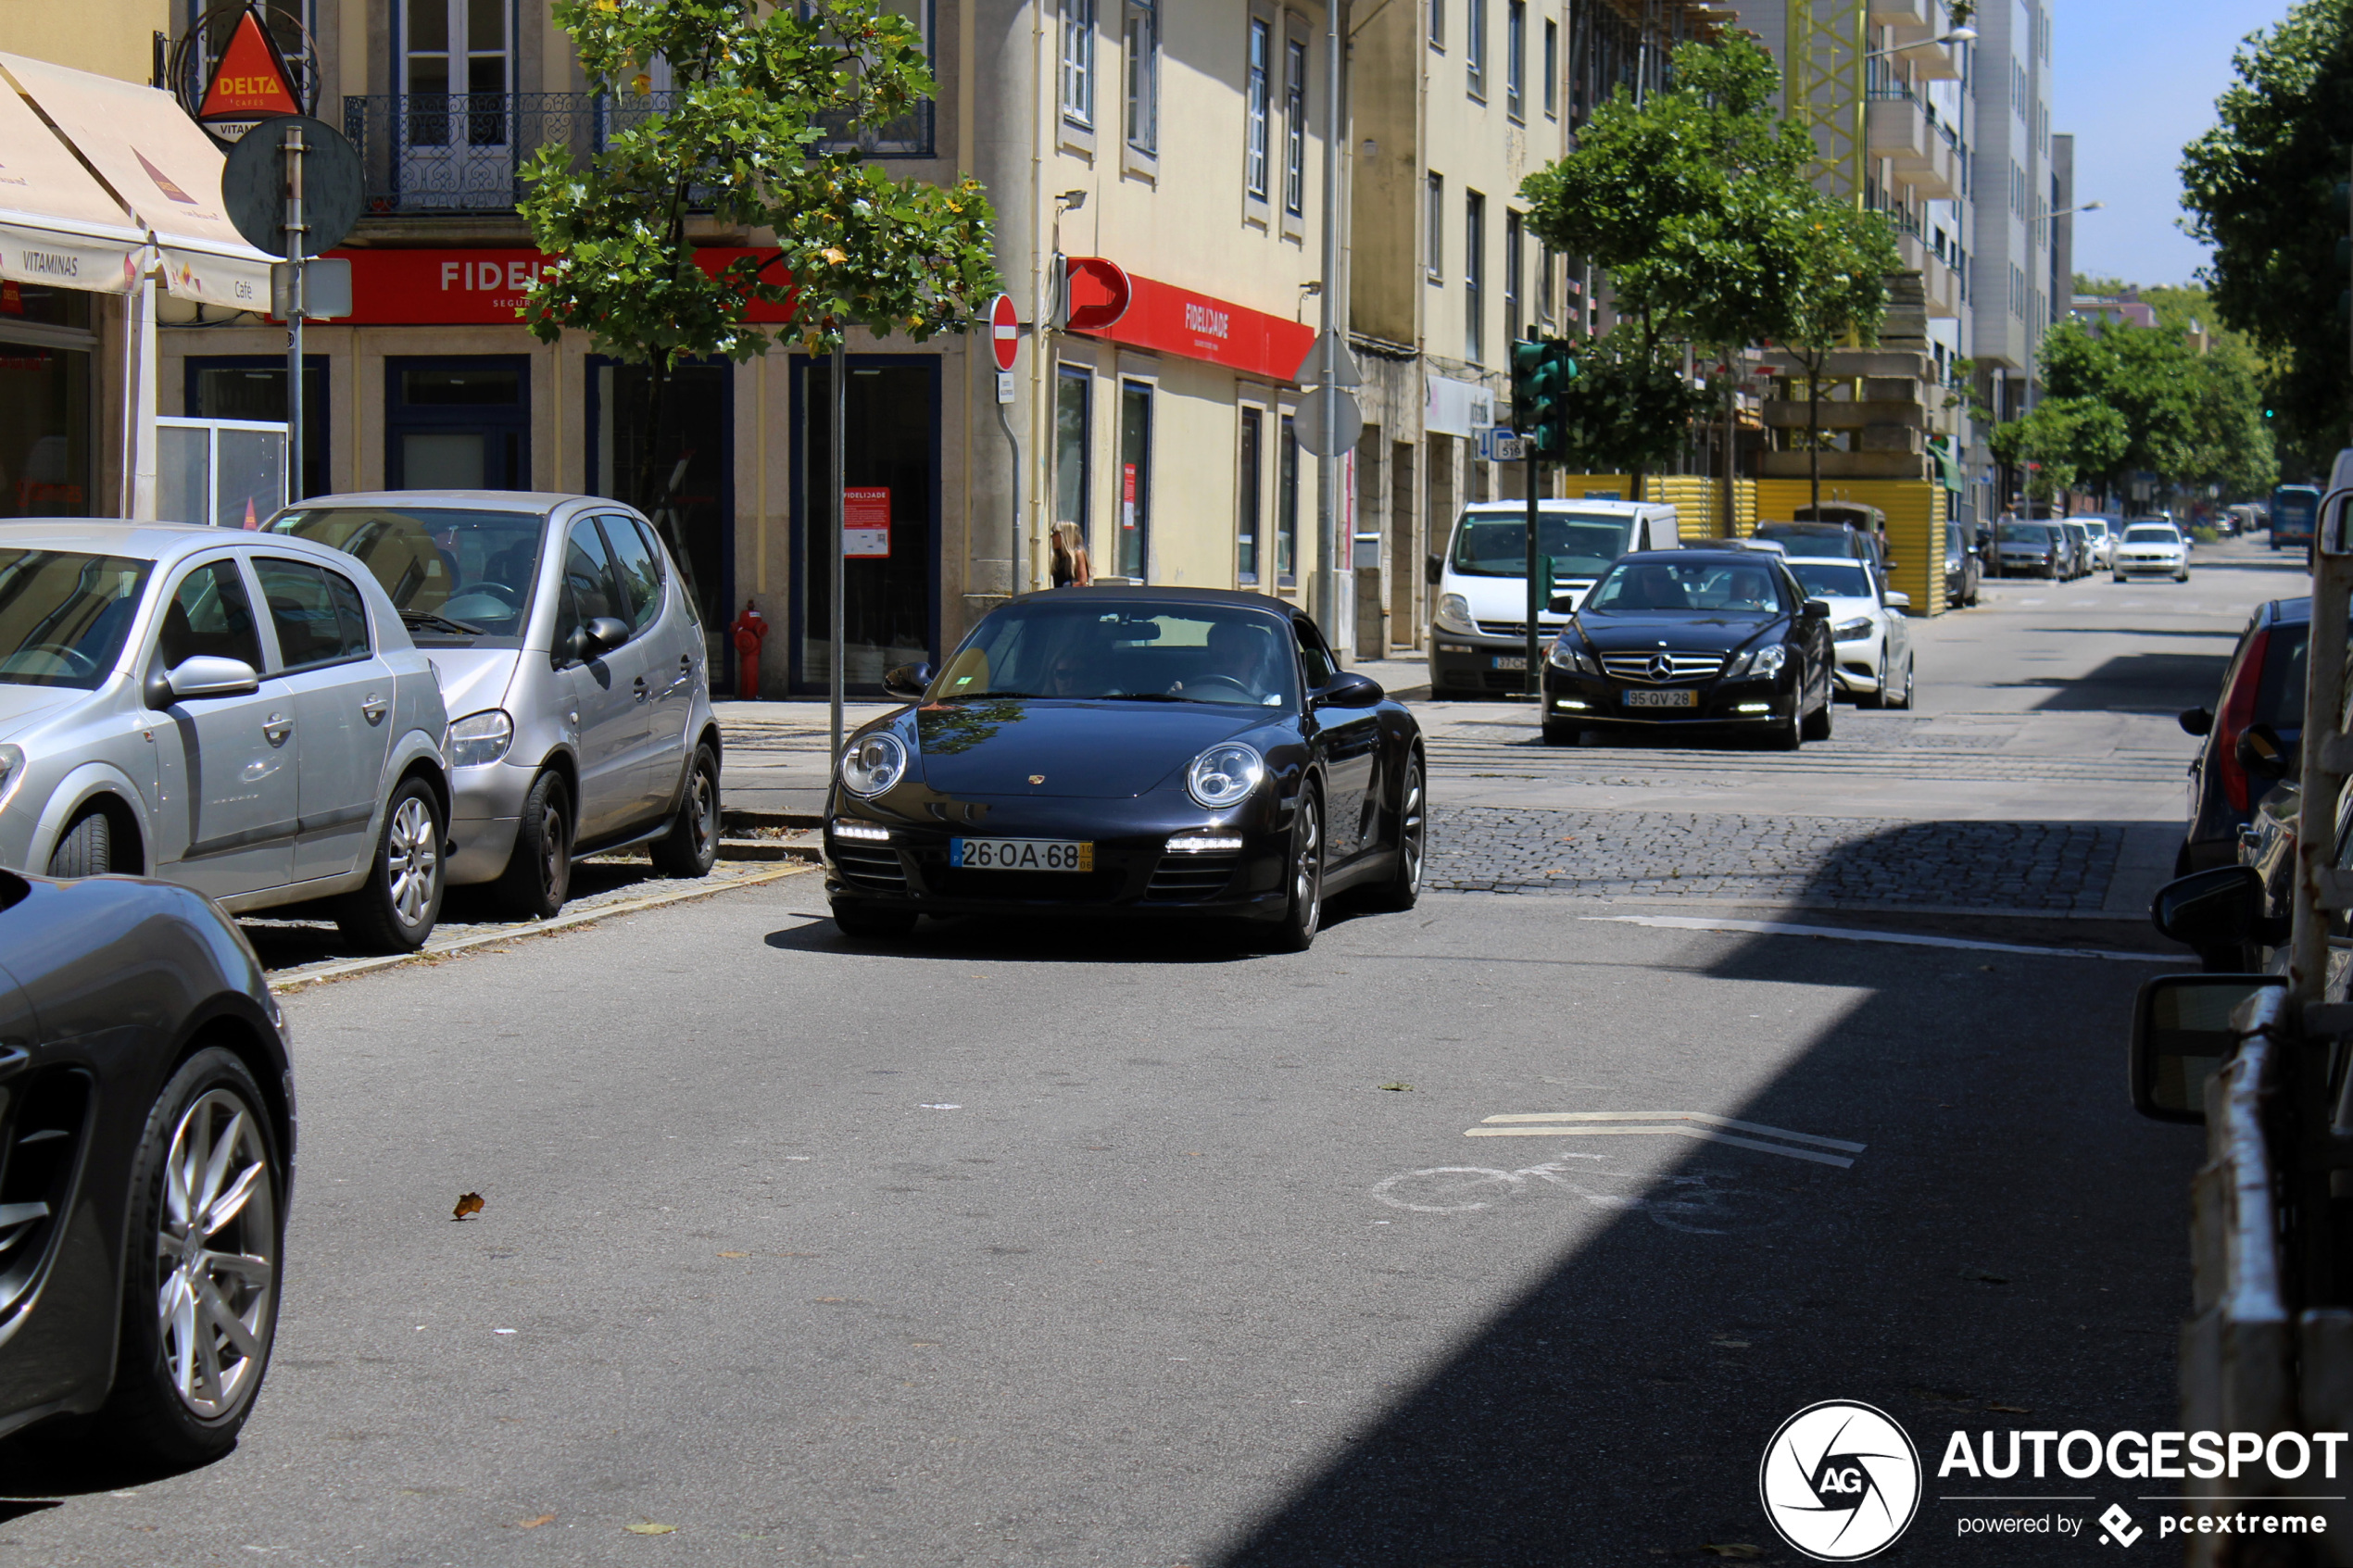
[718,1251,749,1258]
[1699,1546,1762,1560]
[517,1515,554,1529]
[623,1521,676,1536]
[1985,1403,2032,1413]
[1378,1083,1413,1092]
[453,1193,484,1221]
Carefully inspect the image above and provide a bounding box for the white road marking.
[1478,1110,1865,1151]
[1466,1110,1864,1168]
[1582,913,2173,961]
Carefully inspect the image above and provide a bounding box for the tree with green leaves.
[1986,396,2129,505]
[518,0,999,524]
[2180,0,2353,476]
[2036,316,2276,507]
[1546,328,1721,486]
[1776,201,1902,514]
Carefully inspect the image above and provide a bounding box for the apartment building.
[150,1,1338,696]
[1968,0,2056,433]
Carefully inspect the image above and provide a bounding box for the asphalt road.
[0,534,2308,1565]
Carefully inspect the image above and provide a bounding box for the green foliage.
[2034,318,2278,500]
[1986,396,2129,501]
[1547,328,1719,479]
[518,0,999,368]
[2180,0,2353,473]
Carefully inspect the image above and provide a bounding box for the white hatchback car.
[1785,555,1915,709]
[2113,521,2191,583]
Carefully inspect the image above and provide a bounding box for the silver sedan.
[0,523,451,951]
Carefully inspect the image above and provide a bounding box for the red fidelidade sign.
[1065,272,1315,383]
[843,487,891,558]
[310,247,798,325]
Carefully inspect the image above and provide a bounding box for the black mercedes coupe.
[0,866,291,1464]
[1539,548,1837,748]
[823,587,1426,950]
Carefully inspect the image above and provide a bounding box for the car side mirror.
[2236,722,2291,782]
[568,616,632,662]
[2180,706,2214,737]
[1800,598,1831,621]
[882,662,933,701]
[1547,594,1579,613]
[1315,671,1385,709]
[2150,865,2288,968]
[1425,554,1443,585]
[2130,972,2284,1122]
[1883,590,1911,610]
[153,655,260,706]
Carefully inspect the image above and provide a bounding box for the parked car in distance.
[270,493,722,920]
[1542,549,1837,749]
[825,587,1424,952]
[2114,521,2191,583]
[2073,516,2117,571]
[1427,500,1681,697]
[1994,520,2063,577]
[1754,520,1884,573]
[1944,521,1982,608]
[0,865,293,1462]
[0,522,451,951]
[2060,521,2095,580]
[2177,596,2321,874]
[1787,556,1915,709]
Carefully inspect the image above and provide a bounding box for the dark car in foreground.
[823,588,1424,952]
[1541,549,1836,750]
[0,868,291,1462]
[2177,596,2322,875]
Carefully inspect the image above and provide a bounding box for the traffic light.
[1510,338,1579,457]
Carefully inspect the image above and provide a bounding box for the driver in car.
[1720,568,1776,611]
[1172,620,1287,706]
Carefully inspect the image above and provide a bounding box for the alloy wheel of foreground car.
[649,743,722,879]
[1267,790,1325,952]
[1890,657,1916,710]
[1802,684,1834,741]
[496,771,573,920]
[337,780,443,954]
[1861,652,1889,710]
[1365,757,1426,911]
[98,1047,282,1465]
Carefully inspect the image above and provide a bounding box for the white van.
[1427,499,1681,696]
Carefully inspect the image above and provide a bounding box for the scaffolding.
[1785,0,1868,202]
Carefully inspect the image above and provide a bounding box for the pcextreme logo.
[1759,1401,1924,1561]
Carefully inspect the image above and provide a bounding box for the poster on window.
[843,487,891,558]
[1122,463,1138,531]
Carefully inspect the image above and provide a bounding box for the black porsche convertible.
[823,587,1426,950]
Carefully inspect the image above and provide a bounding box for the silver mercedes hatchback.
[267,494,720,917]
[0,521,452,950]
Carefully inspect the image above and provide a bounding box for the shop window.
[1238,407,1264,585]
[386,357,529,489]
[795,358,938,694]
[187,357,328,502]
[588,358,732,647]
[1055,367,1090,554]
[1277,413,1299,587]
[0,282,90,331]
[0,340,90,519]
[1117,381,1151,580]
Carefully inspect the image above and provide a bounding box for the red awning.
[1066,271,1315,384]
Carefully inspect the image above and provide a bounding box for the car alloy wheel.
[1269,789,1324,951]
[337,778,444,953]
[1368,757,1426,911]
[384,795,439,932]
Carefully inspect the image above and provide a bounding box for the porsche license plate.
[1623,689,1698,709]
[950,837,1094,872]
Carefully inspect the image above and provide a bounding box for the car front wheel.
[495,771,573,920]
[1265,788,1325,953]
[95,1047,283,1465]
[649,743,721,879]
[337,778,443,953]
[1365,755,1425,912]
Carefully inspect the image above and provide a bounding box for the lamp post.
[1860,25,1976,59]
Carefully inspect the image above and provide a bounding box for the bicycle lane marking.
[1466,1110,1866,1167]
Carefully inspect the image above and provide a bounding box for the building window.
[1429,0,1444,49]
[1536,240,1554,326]
[1505,1,1525,120]
[1238,407,1264,583]
[1245,18,1272,205]
[1466,0,1487,98]
[1465,189,1486,363]
[1427,172,1444,281]
[1542,18,1557,119]
[1056,366,1090,550]
[1062,0,1095,127]
[1277,414,1300,585]
[1284,37,1308,218]
[1504,209,1523,345]
[1124,1,1158,153]
[1118,381,1151,578]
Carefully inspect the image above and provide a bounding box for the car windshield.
[1787,560,1874,599]
[1449,511,1639,578]
[1586,558,1784,615]
[2123,525,2180,544]
[270,506,544,646]
[0,548,150,688]
[1997,522,2053,542]
[1755,523,1850,547]
[931,601,1304,708]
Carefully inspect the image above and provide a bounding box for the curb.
[269,862,817,995]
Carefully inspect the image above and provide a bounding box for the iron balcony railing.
[342,92,936,216]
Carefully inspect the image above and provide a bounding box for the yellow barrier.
[1755,479,1947,617]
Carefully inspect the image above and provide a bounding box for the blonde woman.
[1050,521,1093,588]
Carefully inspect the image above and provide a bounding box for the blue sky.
[2053,0,2290,288]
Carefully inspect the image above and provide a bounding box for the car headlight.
[840,731,910,797]
[446,709,513,768]
[1187,742,1265,809]
[1831,618,1874,642]
[1547,636,1598,674]
[1726,643,1787,679]
[1434,594,1478,634]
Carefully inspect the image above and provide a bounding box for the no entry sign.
[988,293,1019,372]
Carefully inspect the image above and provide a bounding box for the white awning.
[0,52,272,308]
[0,61,145,295]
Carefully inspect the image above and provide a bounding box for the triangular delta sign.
[197,7,300,122]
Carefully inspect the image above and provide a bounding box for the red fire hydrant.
[729,598,769,700]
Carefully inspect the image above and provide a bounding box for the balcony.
[1899,232,1961,320]
[342,92,936,217]
[1865,82,1961,199]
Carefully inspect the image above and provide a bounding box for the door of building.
[398,0,514,208]
[586,357,732,678]
[791,357,938,696]
[385,358,529,489]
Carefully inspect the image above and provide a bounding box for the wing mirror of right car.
[881,662,933,701]
[147,655,260,709]
[1315,671,1385,709]
[1425,554,1444,585]
[1547,593,1579,613]
[2179,706,2214,737]
[2130,972,2284,1123]
[2235,722,2293,783]
[2150,864,2289,968]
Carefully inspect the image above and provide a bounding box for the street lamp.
[2033,199,2105,226]
[1861,25,1975,59]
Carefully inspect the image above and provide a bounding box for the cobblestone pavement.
[1425,804,2126,909]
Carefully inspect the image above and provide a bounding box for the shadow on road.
[2020,649,2233,713]
[762,899,1393,964]
[1207,825,2199,1564]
